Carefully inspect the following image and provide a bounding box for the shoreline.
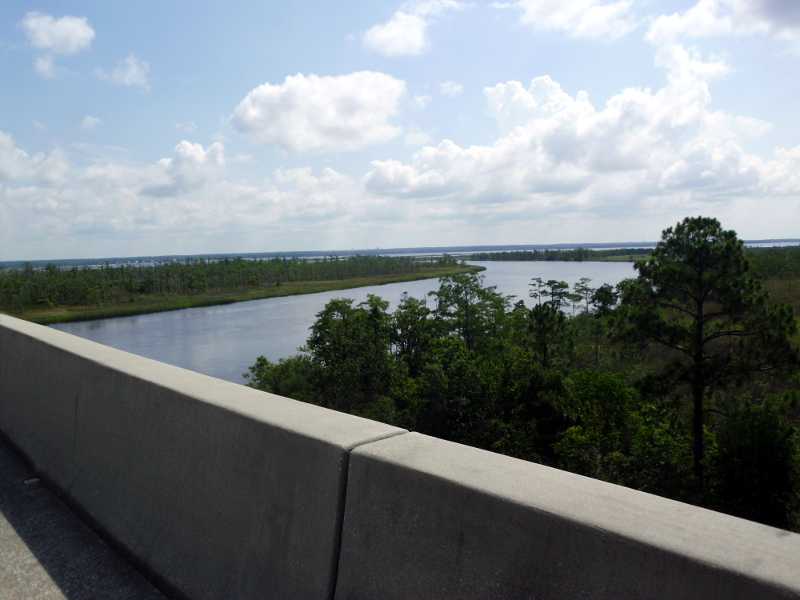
[3,265,484,325]
[471,255,645,263]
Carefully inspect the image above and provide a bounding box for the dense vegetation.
[471,244,800,271]
[469,247,653,261]
[0,255,474,323]
[748,246,800,279]
[247,218,800,531]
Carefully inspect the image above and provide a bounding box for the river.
[52,261,635,383]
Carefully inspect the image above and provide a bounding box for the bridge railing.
[1,314,798,600]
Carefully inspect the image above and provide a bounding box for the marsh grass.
[5,265,483,325]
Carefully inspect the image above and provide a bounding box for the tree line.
[747,246,800,279]
[0,255,459,311]
[469,248,653,261]
[470,244,800,279]
[247,218,800,531]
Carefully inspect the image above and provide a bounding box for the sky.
[1,0,799,260]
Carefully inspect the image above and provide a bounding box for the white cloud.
[2,52,799,261]
[0,132,32,180]
[97,54,150,90]
[365,43,788,222]
[268,167,359,221]
[654,43,730,84]
[142,140,225,197]
[81,115,102,130]
[647,0,800,44]
[4,32,800,257]
[364,12,428,56]
[763,146,800,194]
[231,71,406,152]
[20,12,94,55]
[500,0,637,40]
[439,80,464,96]
[363,0,465,56]
[0,133,379,258]
[20,12,94,79]
[405,129,434,146]
[0,131,69,184]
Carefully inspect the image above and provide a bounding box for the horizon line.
[2,238,799,266]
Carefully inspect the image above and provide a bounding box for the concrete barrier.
[2,314,800,599]
[335,432,800,600]
[0,314,404,600]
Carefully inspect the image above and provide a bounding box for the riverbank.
[4,264,483,325]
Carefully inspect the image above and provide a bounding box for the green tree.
[543,279,571,310]
[616,216,798,489]
[306,294,395,413]
[555,371,637,482]
[392,294,435,377]
[591,283,618,316]
[416,336,486,444]
[429,273,508,352]
[711,394,800,529]
[573,277,594,314]
[529,277,546,305]
[245,355,318,403]
[527,303,573,369]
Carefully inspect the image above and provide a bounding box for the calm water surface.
[53,261,635,383]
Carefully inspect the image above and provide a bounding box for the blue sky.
[1,0,799,260]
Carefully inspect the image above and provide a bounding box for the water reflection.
[53,261,635,383]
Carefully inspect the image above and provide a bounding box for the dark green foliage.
[711,395,800,529]
[245,355,318,404]
[555,371,695,495]
[246,218,800,531]
[591,283,618,315]
[555,372,636,483]
[615,217,798,488]
[470,244,800,277]
[415,337,488,444]
[305,295,395,415]
[392,294,436,377]
[573,277,594,313]
[747,246,800,280]
[429,273,508,353]
[469,248,653,261]
[528,303,572,369]
[0,255,460,312]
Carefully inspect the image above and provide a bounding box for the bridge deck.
[0,439,166,600]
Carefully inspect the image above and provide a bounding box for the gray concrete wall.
[0,315,404,600]
[2,314,800,599]
[336,432,800,599]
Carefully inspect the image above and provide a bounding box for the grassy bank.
[4,264,483,325]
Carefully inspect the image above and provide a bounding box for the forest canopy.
[0,255,465,313]
[247,218,800,531]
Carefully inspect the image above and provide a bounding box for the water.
[52,261,635,383]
